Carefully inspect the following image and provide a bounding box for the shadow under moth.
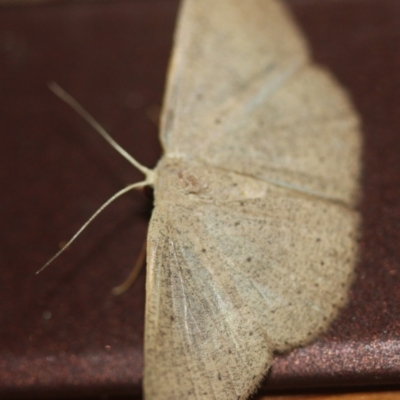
[44,0,362,399]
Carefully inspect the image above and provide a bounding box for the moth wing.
[161,0,308,149]
[160,0,361,205]
[190,182,359,351]
[144,174,359,398]
[144,204,273,400]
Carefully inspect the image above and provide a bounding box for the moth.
[44,0,362,399]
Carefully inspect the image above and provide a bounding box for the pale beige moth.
[45,0,362,399]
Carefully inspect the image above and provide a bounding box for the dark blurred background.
[0,0,399,398]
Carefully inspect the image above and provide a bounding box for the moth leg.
[111,239,146,295]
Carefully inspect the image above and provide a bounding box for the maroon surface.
[0,0,399,398]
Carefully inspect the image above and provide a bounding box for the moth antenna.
[48,81,154,183]
[36,181,147,275]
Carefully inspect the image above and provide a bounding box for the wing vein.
[173,237,220,399]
